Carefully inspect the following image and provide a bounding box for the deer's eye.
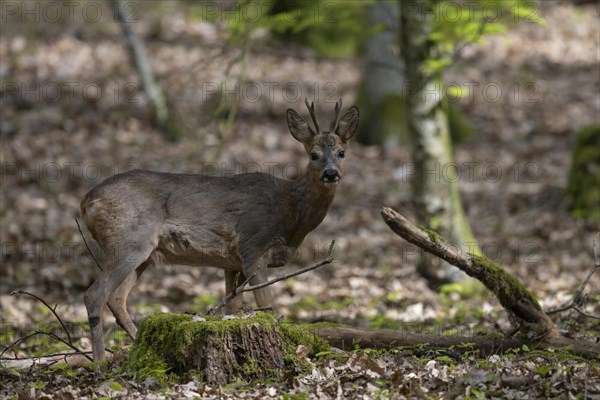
[310,152,319,161]
[338,151,345,159]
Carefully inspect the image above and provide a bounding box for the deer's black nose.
[321,169,340,184]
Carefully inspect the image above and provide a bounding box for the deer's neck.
[286,173,337,248]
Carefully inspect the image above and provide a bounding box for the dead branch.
[309,325,600,359]
[10,290,73,344]
[209,273,256,316]
[380,207,600,357]
[381,207,554,331]
[0,330,93,363]
[3,291,94,363]
[547,262,600,319]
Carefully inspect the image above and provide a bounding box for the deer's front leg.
[243,261,273,311]
[224,270,245,314]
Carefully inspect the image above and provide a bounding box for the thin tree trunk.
[112,0,181,141]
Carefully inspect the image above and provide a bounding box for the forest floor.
[1,1,599,398]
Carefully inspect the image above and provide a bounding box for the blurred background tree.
[221,0,540,285]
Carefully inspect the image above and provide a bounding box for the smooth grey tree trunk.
[356,0,408,146]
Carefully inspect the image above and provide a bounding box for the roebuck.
[81,99,359,361]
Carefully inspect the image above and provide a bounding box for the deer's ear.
[335,106,359,143]
[287,109,313,144]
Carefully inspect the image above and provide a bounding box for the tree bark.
[399,0,479,284]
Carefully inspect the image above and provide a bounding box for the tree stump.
[125,312,328,386]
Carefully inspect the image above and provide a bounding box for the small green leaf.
[536,365,552,377]
[436,355,454,363]
[446,85,469,99]
[110,381,123,392]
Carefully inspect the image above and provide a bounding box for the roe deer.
[81,99,359,362]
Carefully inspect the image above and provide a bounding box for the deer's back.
[81,169,292,268]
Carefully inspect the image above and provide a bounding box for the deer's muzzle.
[321,168,340,184]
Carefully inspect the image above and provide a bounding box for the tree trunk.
[399,0,479,285]
[112,0,181,141]
[356,0,408,146]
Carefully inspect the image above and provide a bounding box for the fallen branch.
[309,325,600,359]
[380,207,600,358]
[2,291,94,363]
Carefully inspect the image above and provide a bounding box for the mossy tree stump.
[125,312,328,386]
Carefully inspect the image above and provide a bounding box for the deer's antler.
[304,98,320,135]
[329,98,343,132]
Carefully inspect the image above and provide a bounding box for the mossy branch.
[381,207,553,332]
[379,207,600,358]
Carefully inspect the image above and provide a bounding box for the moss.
[279,322,331,371]
[470,254,541,312]
[280,323,331,355]
[417,224,444,243]
[123,313,191,384]
[565,125,600,222]
[125,312,329,385]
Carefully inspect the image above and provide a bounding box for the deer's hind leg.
[84,241,156,362]
[107,260,151,340]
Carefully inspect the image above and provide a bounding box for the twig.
[209,273,256,316]
[1,350,93,360]
[75,218,102,271]
[10,290,72,344]
[451,19,488,64]
[1,331,93,363]
[242,257,334,293]
[0,332,43,358]
[573,307,600,321]
[546,262,600,317]
[209,241,336,315]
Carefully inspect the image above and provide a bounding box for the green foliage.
[291,294,354,312]
[427,0,543,75]
[209,0,372,58]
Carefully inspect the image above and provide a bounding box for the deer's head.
[287,99,359,186]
